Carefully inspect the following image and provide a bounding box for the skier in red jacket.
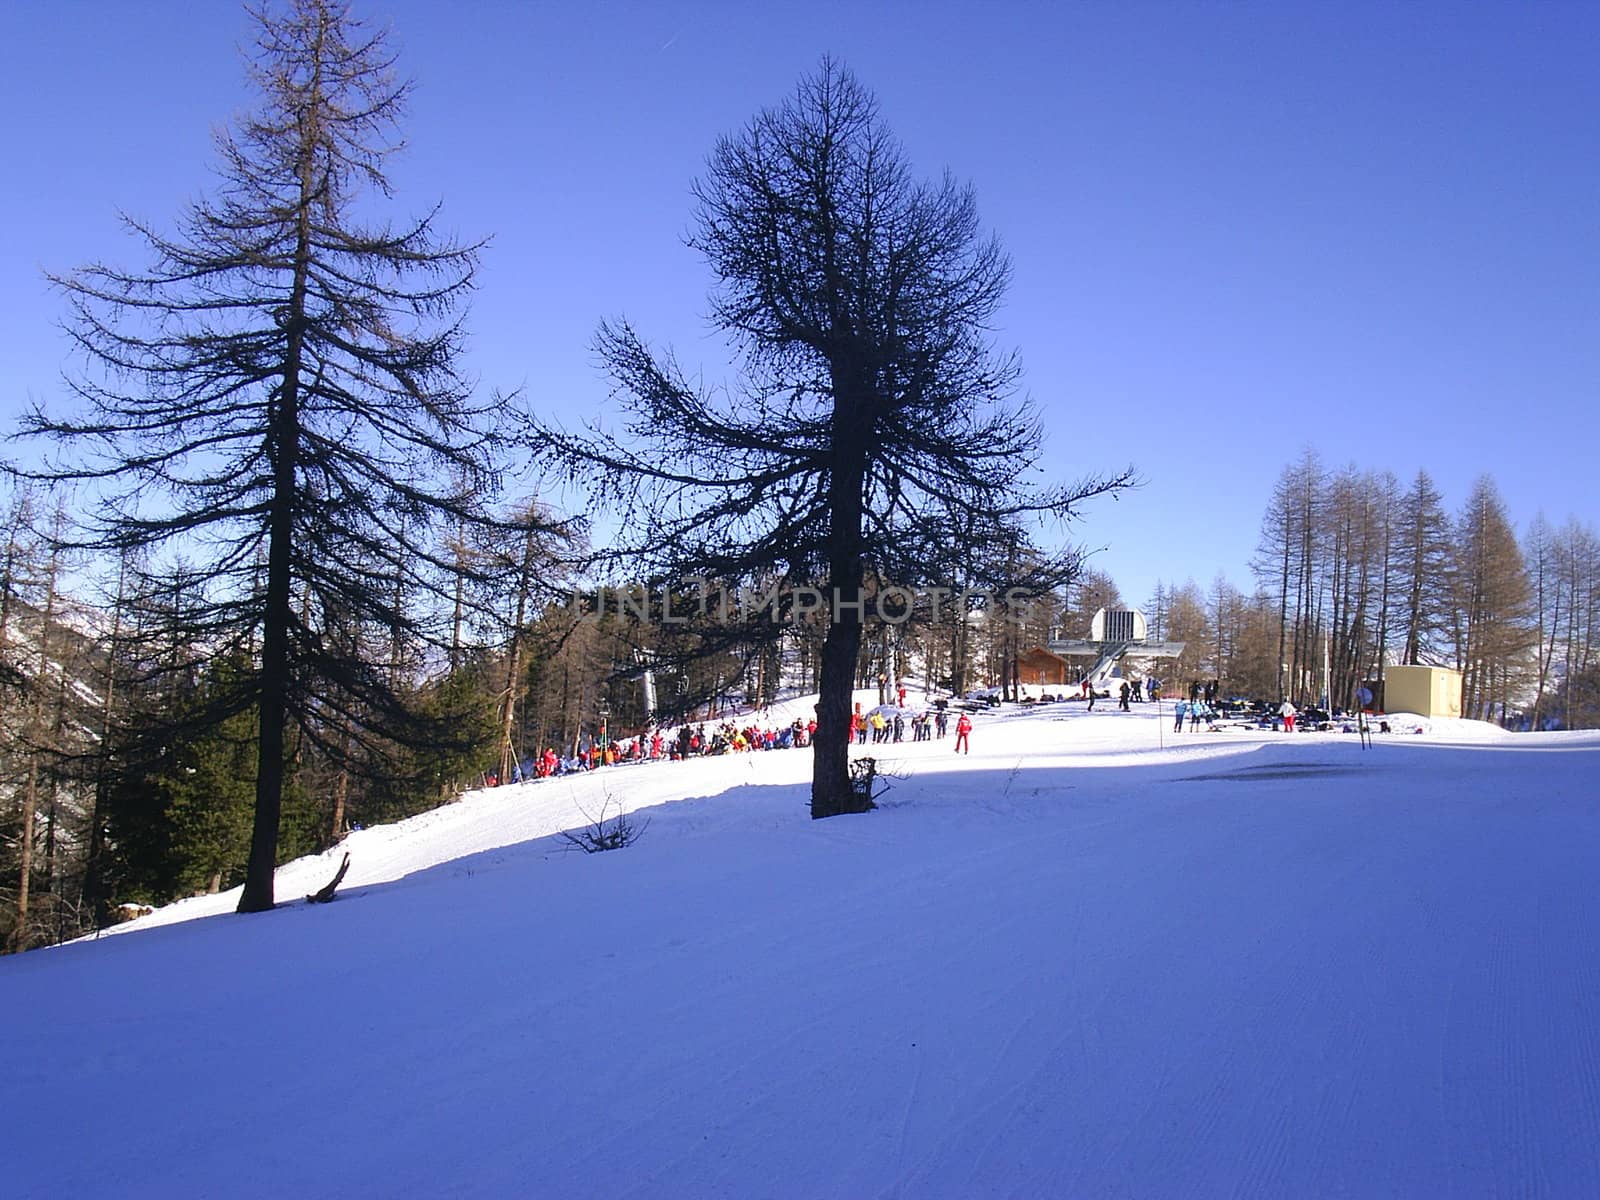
[954,712,972,754]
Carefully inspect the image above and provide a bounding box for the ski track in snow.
[7,696,1600,1198]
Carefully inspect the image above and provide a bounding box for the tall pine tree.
[26,0,518,910]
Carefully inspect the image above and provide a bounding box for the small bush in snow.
[560,797,648,854]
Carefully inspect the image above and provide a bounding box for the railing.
[1086,641,1132,683]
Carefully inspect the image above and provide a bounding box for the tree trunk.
[812,409,869,819]
[812,609,867,818]
[13,759,37,950]
[84,555,128,927]
[449,520,467,672]
[13,514,64,949]
[240,89,319,911]
[330,765,349,844]
[498,522,539,783]
[240,386,296,910]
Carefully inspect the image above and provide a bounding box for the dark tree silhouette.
[22,0,519,910]
[539,60,1130,817]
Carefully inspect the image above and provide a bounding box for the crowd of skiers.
[846,702,974,751]
[1165,679,1225,732]
[1071,675,1329,736]
[504,716,820,782]
[850,703,949,744]
[1082,676,1231,712]
[484,688,980,786]
[1170,698,1222,732]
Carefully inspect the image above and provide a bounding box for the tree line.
[1133,451,1598,727]
[0,3,1123,948]
[0,488,1100,951]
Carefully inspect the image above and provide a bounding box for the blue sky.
[3,1,1597,612]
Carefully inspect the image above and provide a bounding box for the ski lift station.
[1017,608,1187,687]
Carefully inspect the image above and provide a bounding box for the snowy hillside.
[7,695,1600,1198]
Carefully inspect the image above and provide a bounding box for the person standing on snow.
[1279,699,1297,733]
[1173,699,1187,732]
[954,712,973,754]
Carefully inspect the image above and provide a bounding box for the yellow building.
[1383,665,1462,718]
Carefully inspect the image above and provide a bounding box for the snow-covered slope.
[8,697,1600,1198]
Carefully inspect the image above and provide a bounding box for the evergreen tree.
[25,0,520,910]
[161,658,265,898]
[537,60,1128,817]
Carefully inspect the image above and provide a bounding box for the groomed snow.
[7,695,1599,1198]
